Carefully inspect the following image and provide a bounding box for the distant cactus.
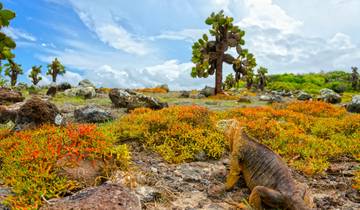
[256,67,268,91]
[191,11,256,94]
[46,58,65,83]
[245,68,254,90]
[4,59,23,87]
[223,73,236,90]
[232,49,257,83]
[351,66,359,90]
[29,65,42,86]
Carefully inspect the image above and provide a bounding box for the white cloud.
[2,27,37,42]
[328,33,355,50]
[243,26,360,73]
[95,25,148,55]
[34,0,359,90]
[238,0,302,33]
[41,42,56,48]
[139,60,214,90]
[83,65,135,88]
[68,1,149,56]
[38,71,83,86]
[150,29,207,42]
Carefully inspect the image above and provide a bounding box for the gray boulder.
[74,105,114,123]
[79,79,96,89]
[0,88,24,105]
[13,97,61,131]
[318,88,341,104]
[346,95,360,113]
[0,103,21,124]
[259,95,272,101]
[40,183,141,210]
[238,96,252,103]
[259,94,283,103]
[297,91,312,101]
[64,87,96,99]
[272,90,292,97]
[109,89,168,111]
[271,95,284,103]
[200,86,215,97]
[179,91,190,98]
[191,93,206,99]
[57,82,72,91]
[135,186,161,203]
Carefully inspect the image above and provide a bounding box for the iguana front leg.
[208,153,242,196]
[249,186,285,210]
[225,154,242,191]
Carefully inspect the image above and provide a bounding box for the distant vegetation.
[267,70,359,94]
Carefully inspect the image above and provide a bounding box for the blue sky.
[2,0,360,89]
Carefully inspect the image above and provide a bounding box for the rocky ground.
[3,140,358,210]
[1,85,360,209]
[107,142,359,210]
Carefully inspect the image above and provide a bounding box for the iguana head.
[216,119,239,133]
[216,119,243,152]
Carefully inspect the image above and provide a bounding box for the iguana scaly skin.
[217,120,313,210]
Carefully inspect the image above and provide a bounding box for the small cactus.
[256,67,268,91]
[351,66,359,90]
[46,58,65,83]
[29,65,42,86]
[4,59,23,87]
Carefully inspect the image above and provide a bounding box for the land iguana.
[214,119,313,210]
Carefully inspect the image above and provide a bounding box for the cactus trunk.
[215,45,224,95]
[52,73,56,83]
[11,71,16,87]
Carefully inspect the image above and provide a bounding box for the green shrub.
[326,81,350,93]
[267,81,298,91]
[114,106,226,163]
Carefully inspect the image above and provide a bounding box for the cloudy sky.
[2,0,360,89]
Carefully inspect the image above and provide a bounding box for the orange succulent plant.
[0,124,129,209]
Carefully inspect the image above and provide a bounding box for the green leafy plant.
[47,58,65,83]
[0,3,16,61]
[191,10,255,94]
[0,2,16,85]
